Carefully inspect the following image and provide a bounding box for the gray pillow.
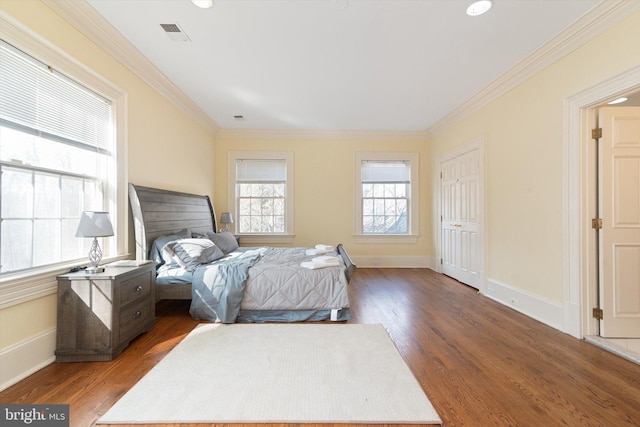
[163,238,224,271]
[150,229,191,267]
[206,231,239,254]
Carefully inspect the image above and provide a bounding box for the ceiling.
[84,0,603,132]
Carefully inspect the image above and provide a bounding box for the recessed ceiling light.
[607,97,628,105]
[191,0,214,9]
[466,0,493,16]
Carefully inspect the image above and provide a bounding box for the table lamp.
[76,211,114,273]
[220,212,233,232]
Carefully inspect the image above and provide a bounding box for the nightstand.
[55,262,156,362]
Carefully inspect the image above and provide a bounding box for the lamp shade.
[220,212,234,224]
[76,211,114,238]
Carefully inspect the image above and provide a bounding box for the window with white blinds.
[0,40,115,274]
[229,152,294,239]
[236,159,287,234]
[355,153,419,240]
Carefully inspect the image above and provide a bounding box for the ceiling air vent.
[160,23,190,42]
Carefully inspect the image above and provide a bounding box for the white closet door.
[441,148,481,289]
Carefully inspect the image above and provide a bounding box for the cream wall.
[215,133,431,264]
[429,11,640,306]
[0,0,215,388]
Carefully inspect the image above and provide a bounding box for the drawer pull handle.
[133,285,143,293]
[133,311,142,319]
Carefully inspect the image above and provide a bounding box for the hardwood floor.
[2,268,639,426]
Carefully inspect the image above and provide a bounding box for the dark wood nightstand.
[55,262,156,362]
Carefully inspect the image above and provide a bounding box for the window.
[0,40,114,274]
[362,160,410,233]
[228,152,294,243]
[355,152,418,243]
[0,37,124,283]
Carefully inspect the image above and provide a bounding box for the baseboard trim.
[563,301,582,339]
[485,279,563,332]
[351,255,432,269]
[0,328,56,392]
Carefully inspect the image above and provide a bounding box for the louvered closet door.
[441,149,480,289]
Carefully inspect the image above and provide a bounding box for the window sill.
[0,255,130,309]
[237,234,295,245]
[353,234,418,244]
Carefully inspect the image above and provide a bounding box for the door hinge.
[592,128,602,139]
[440,258,443,265]
[593,307,603,320]
[592,218,603,229]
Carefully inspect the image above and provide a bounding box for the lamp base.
[86,237,104,274]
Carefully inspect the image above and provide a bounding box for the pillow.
[163,238,224,271]
[149,229,191,267]
[205,230,239,254]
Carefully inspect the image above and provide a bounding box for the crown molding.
[41,0,220,136]
[216,128,429,141]
[38,0,640,140]
[426,0,640,137]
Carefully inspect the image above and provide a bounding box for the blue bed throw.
[189,247,270,323]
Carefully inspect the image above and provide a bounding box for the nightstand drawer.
[119,298,152,341]
[120,270,152,306]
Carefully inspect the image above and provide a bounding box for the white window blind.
[0,40,112,153]
[236,159,286,182]
[361,160,410,183]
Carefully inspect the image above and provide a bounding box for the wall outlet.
[510,297,519,306]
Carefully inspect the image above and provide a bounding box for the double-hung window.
[0,39,122,280]
[355,152,418,243]
[228,152,294,244]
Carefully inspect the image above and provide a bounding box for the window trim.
[354,152,419,243]
[228,151,294,244]
[0,14,128,309]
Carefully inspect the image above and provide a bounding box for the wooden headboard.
[129,183,217,260]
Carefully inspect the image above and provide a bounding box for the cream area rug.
[98,323,441,424]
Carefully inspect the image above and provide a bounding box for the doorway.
[584,96,640,364]
[592,104,640,338]
[563,66,640,362]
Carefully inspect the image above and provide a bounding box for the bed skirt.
[235,308,351,323]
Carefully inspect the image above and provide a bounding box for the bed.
[128,183,356,323]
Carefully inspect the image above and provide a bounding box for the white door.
[599,106,640,338]
[441,148,481,289]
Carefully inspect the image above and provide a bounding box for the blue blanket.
[189,247,270,323]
